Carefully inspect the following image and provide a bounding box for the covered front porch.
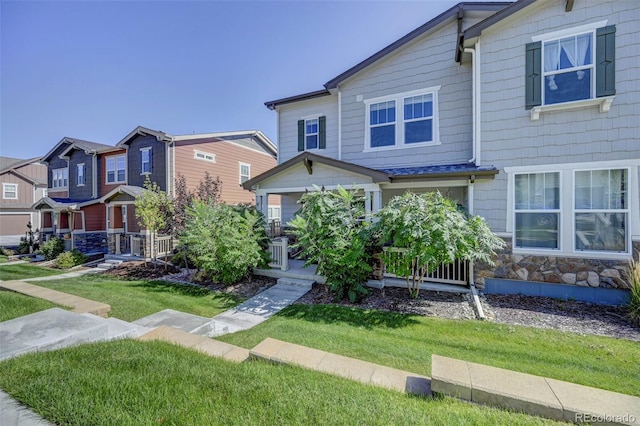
[243,152,498,288]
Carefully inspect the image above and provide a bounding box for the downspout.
[92,153,98,199]
[464,46,477,165]
[276,108,280,164]
[338,88,342,161]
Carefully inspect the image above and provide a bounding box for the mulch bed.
[103,261,640,341]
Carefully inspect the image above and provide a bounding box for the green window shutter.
[525,41,542,109]
[297,120,305,152]
[318,116,326,149]
[596,25,616,97]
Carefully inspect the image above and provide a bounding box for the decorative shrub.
[288,186,371,303]
[180,202,263,285]
[627,259,640,326]
[40,237,65,261]
[55,250,88,269]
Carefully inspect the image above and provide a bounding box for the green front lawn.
[0,263,63,281]
[0,290,64,322]
[0,339,561,425]
[218,304,640,396]
[34,275,240,321]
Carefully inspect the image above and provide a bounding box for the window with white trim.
[76,163,85,186]
[268,206,281,221]
[194,150,216,162]
[239,163,251,184]
[543,32,593,105]
[365,86,439,150]
[574,169,627,253]
[3,183,18,199]
[106,155,126,184]
[305,118,319,149]
[52,168,68,188]
[514,172,560,249]
[141,148,151,174]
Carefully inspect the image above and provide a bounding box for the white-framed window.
[194,150,216,162]
[542,31,594,105]
[574,169,627,253]
[365,86,440,150]
[514,172,560,250]
[239,163,251,184]
[507,160,637,258]
[305,118,319,150]
[268,206,281,221]
[76,163,85,186]
[140,148,151,174]
[3,183,18,199]
[106,155,126,184]
[52,168,68,188]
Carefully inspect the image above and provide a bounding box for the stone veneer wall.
[73,232,108,254]
[475,238,640,290]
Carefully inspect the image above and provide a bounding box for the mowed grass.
[0,263,63,281]
[218,304,640,396]
[0,339,562,425]
[33,275,240,321]
[0,290,64,322]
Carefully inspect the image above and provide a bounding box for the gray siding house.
[245,0,639,301]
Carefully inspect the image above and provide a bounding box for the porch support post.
[256,190,269,219]
[364,191,372,216]
[372,188,382,212]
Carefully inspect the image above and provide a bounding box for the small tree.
[374,191,504,298]
[173,172,222,238]
[288,185,371,302]
[135,177,174,267]
[180,201,263,284]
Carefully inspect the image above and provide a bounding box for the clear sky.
[1,0,466,159]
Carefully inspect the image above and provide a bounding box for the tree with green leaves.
[135,177,174,267]
[288,185,371,302]
[374,191,504,298]
[180,201,264,284]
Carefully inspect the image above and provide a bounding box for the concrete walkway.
[0,390,53,426]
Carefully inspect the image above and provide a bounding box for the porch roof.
[100,185,144,203]
[32,197,96,211]
[380,163,498,182]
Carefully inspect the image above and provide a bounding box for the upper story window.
[239,163,251,184]
[140,148,152,174]
[76,163,86,186]
[106,155,126,184]
[52,168,68,189]
[365,86,440,151]
[3,183,18,199]
[194,150,216,162]
[526,22,615,117]
[297,116,326,151]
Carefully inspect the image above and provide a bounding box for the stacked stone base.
[475,238,639,290]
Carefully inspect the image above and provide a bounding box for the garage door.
[0,214,30,245]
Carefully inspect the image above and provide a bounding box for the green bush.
[180,202,264,285]
[55,250,87,269]
[1,247,15,256]
[40,238,65,261]
[627,259,640,326]
[288,186,371,303]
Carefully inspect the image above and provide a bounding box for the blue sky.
[1,0,465,159]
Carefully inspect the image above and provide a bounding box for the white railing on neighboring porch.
[268,237,289,271]
[382,247,468,286]
[130,235,174,258]
[155,236,173,257]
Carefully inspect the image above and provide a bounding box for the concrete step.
[250,337,431,396]
[80,313,153,339]
[138,326,250,362]
[431,355,640,425]
[276,277,315,289]
[0,308,109,361]
[132,309,213,333]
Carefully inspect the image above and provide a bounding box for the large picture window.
[574,169,627,253]
[514,172,560,249]
[365,86,439,150]
[106,155,126,184]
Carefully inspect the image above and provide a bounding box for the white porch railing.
[155,235,173,257]
[268,237,289,271]
[130,235,174,258]
[382,247,468,286]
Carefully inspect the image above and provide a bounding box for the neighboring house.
[35,127,278,255]
[0,157,47,246]
[244,0,639,298]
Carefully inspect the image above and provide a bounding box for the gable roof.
[41,137,112,163]
[116,126,172,147]
[463,0,536,39]
[265,1,511,109]
[242,152,391,190]
[173,130,277,158]
[0,156,41,174]
[100,185,145,203]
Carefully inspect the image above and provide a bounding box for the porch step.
[80,313,153,339]
[96,259,123,270]
[276,277,315,289]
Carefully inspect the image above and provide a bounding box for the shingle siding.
[476,0,640,230]
[68,150,94,200]
[126,135,167,191]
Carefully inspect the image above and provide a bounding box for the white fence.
[129,235,174,259]
[382,247,468,286]
[267,237,289,271]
